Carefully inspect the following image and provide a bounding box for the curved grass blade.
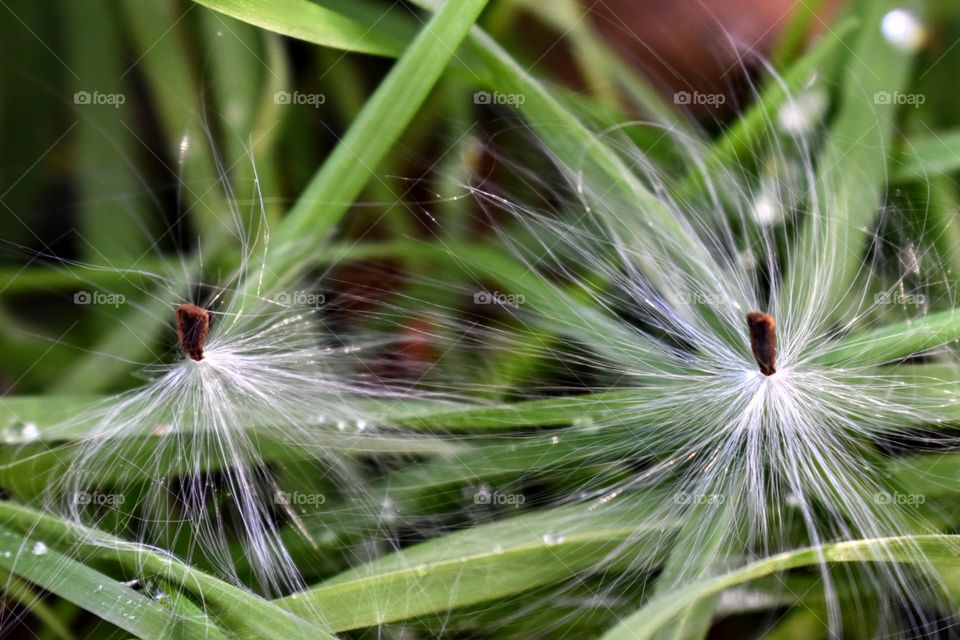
[816,309,960,367]
[0,502,334,640]
[191,0,415,57]
[788,0,922,314]
[0,525,225,639]
[602,535,960,640]
[247,0,492,291]
[278,494,675,631]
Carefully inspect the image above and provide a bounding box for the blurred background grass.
[1,0,959,394]
[4,1,960,638]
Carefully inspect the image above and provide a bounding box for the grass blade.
[278,494,674,630]
[602,535,960,640]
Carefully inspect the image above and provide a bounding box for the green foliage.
[3,0,960,638]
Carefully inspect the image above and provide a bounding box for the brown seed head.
[746,311,776,376]
[176,303,210,361]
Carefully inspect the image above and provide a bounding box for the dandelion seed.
[451,78,960,634]
[6,143,425,606]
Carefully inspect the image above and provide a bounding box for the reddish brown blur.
[584,0,842,116]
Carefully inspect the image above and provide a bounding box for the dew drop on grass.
[3,421,40,444]
[777,89,828,137]
[752,192,782,226]
[381,497,398,522]
[542,533,564,545]
[881,9,926,52]
[31,541,48,556]
[572,416,595,430]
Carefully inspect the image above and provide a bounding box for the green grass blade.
[191,0,414,57]
[278,494,674,630]
[789,0,922,314]
[0,568,75,640]
[893,128,960,181]
[674,17,858,200]
[603,535,960,640]
[0,502,335,639]
[66,0,147,264]
[0,525,225,639]
[816,308,960,367]
[258,0,491,289]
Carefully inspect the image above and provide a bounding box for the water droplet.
[572,416,595,430]
[550,435,560,445]
[3,421,40,444]
[881,9,926,52]
[31,541,48,556]
[777,89,828,137]
[542,533,564,545]
[751,193,782,226]
[355,419,367,432]
[178,134,191,162]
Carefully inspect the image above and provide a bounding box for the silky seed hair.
[2,135,438,614]
[379,62,960,636]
